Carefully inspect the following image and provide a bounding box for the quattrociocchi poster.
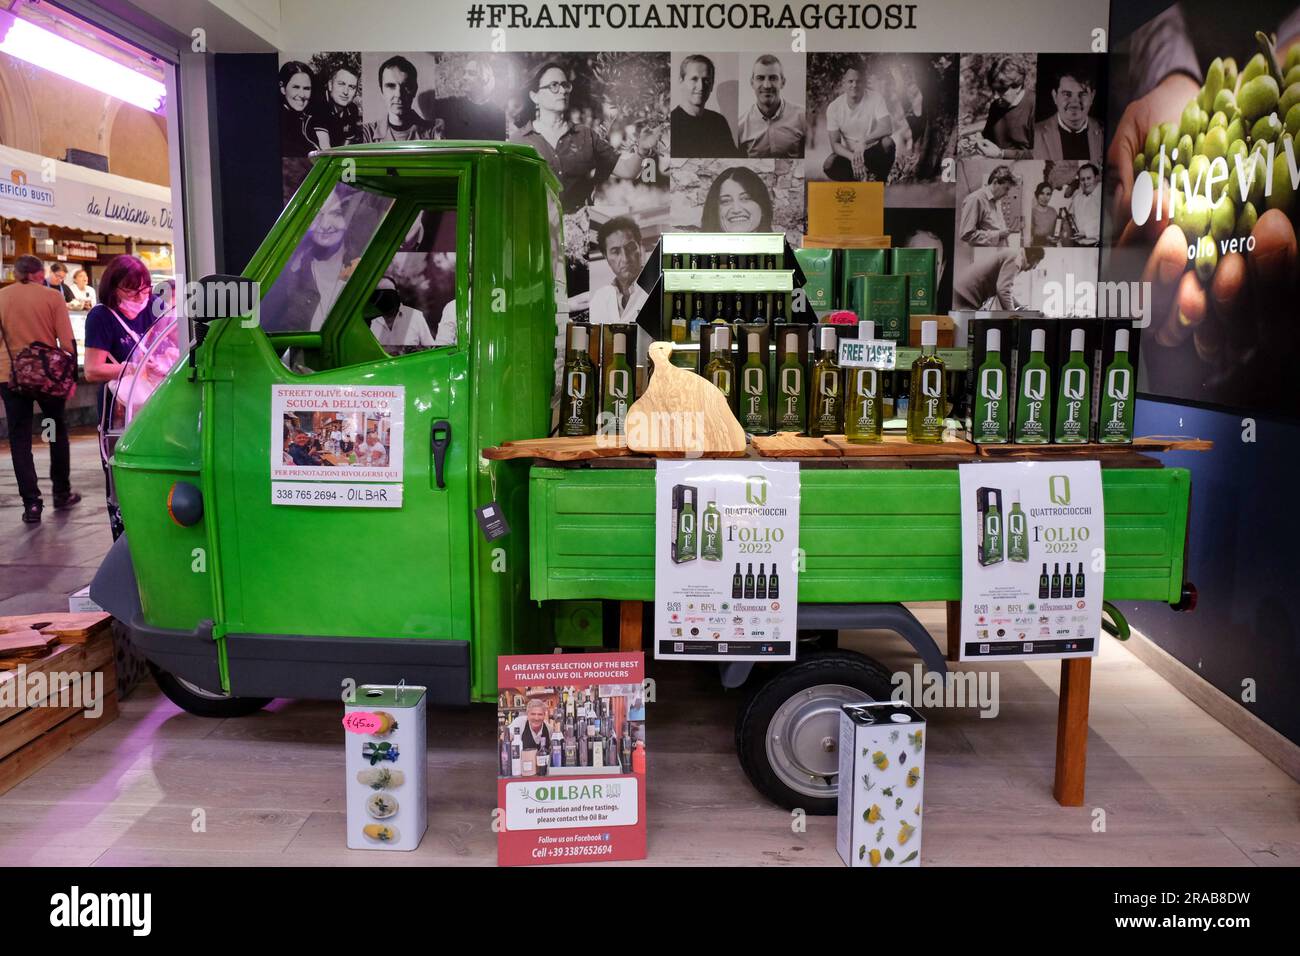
[496,652,646,866]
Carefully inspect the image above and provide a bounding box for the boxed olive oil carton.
[839,248,889,314]
[891,247,936,315]
[793,247,833,319]
[856,274,910,343]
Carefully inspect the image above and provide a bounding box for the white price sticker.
[838,338,896,370]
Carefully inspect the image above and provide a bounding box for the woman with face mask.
[84,255,160,539]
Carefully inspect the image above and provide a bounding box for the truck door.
[206,176,475,667]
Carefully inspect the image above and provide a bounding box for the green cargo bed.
[529,464,1190,605]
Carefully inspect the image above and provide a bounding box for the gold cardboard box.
[806,181,885,241]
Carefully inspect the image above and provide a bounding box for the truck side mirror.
[186,274,260,324]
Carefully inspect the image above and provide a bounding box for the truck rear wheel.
[736,650,894,815]
[148,662,271,718]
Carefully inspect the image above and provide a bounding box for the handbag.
[0,313,76,400]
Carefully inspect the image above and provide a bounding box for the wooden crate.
[0,621,118,796]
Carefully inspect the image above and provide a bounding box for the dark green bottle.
[1014,328,1051,444]
[560,325,596,437]
[1098,328,1134,443]
[675,487,698,563]
[700,494,723,562]
[1007,491,1028,563]
[983,489,1004,566]
[1054,327,1092,444]
[776,331,806,433]
[704,326,736,412]
[972,328,1008,444]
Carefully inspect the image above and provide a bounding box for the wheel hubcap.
[766,683,874,799]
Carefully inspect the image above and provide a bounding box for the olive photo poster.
[958,460,1104,661]
[654,460,800,662]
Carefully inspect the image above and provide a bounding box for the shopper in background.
[700,165,773,233]
[68,268,96,311]
[279,60,316,158]
[47,263,75,304]
[361,55,442,142]
[0,255,80,524]
[511,60,648,213]
[737,54,807,158]
[589,216,648,325]
[310,59,362,150]
[669,54,738,158]
[84,255,159,539]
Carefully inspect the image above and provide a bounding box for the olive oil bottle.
[700,493,723,562]
[907,319,945,443]
[982,488,1004,566]
[670,293,688,343]
[1007,490,1028,563]
[777,331,806,433]
[560,325,596,437]
[845,320,882,443]
[809,325,843,437]
[704,325,736,411]
[689,295,707,342]
[1054,327,1092,444]
[1014,328,1051,444]
[1098,328,1134,443]
[675,486,698,563]
[972,328,1008,444]
[601,331,633,437]
[740,332,771,434]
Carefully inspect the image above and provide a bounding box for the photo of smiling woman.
[701,165,773,232]
[670,158,804,246]
[279,60,316,158]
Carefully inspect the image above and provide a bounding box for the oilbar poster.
[654,460,800,662]
[958,460,1104,662]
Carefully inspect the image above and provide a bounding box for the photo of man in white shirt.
[823,64,895,181]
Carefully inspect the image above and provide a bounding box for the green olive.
[1225,115,1246,145]
[1227,138,1249,164]
[1194,239,1218,284]
[1280,82,1300,117]
[1236,200,1258,237]
[1144,124,1162,165]
[1188,153,1210,188]
[1266,151,1295,212]
[1251,113,1283,143]
[1247,151,1269,206]
[1195,131,1207,154]
[1286,64,1300,90]
[1205,57,1225,104]
[1208,110,1228,131]
[1238,75,1280,122]
[1171,163,1187,190]
[1287,103,1300,137]
[1175,133,1194,164]
[1224,57,1239,91]
[1239,52,1269,90]
[1177,192,1212,239]
[1210,192,1235,243]
[1133,151,1147,175]
[1213,88,1238,118]
[1163,121,1182,159]
[1180,100,1201,139]
[1202,125,1229,161]
[1287,45,1300,75]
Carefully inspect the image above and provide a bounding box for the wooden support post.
[1053,657,1092,806]
[945,600,961,662]
[619,601,643,652]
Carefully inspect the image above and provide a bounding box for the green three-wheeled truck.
[92,141,1195,812]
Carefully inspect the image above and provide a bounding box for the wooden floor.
[1,607,1297,867]
[2,437,1297,865]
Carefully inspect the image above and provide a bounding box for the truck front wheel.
[148,662,271,718]
[736,650,894,815]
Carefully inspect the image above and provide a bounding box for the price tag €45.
[342,711,384,735]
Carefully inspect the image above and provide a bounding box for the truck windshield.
[260,181,395,333]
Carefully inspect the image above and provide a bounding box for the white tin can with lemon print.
[835,701,925,867]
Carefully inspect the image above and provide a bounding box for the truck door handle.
[430,420,451,489]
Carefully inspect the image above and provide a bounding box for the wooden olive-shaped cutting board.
[626,342,746,457]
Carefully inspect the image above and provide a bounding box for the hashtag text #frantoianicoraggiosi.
[466,2,920,31]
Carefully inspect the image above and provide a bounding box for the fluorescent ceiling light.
[0,9,165,113]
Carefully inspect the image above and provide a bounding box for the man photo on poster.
[954,246,1044,310]
[436,55,508,140]
[959,164,1018,245]
[821,60,895,181]
[1033,63,1103,164]
[670,54,739,158]
[969,56,1034,160]
[309,54,363,150]
[589,216,649,325]
[361,55,443,142]
[738,54,807,158]
[1066,162,1101,247]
